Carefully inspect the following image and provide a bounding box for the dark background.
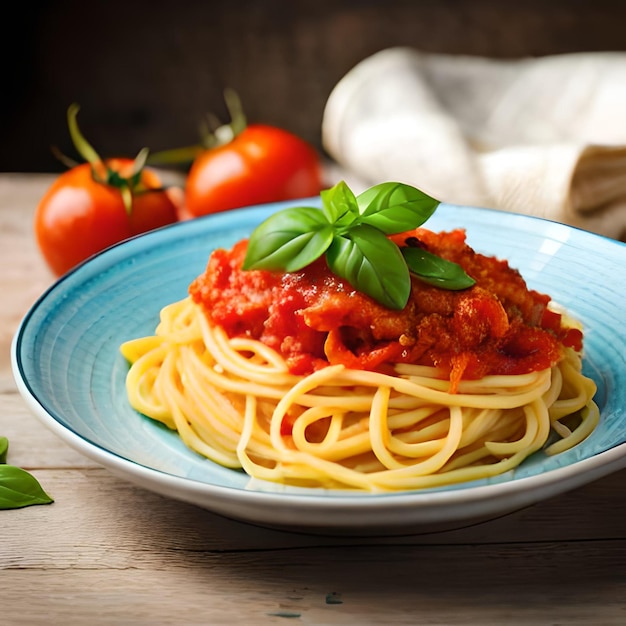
[4,0,626,172]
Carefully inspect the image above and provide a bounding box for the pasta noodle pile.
[121,297,599,492]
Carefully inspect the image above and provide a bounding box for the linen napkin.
[322,47,626,240]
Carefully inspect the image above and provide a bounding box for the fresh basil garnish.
[0,436,54,510]
[326,224,411,310]
[402,246,477,290]
[241,206,334,272]
[356,181,440,233]
[320,180,359,226]
[243,181,475,309]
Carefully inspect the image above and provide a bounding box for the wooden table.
[1,173,625,625]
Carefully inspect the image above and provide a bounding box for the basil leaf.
[402,247,476,290]
[0,436,7,464]
[241,180,474,309]
[242,206,334,272]
[356,182,440,234]
[326,224,411,310]
[321,180,359,226]
[0,465,54,509]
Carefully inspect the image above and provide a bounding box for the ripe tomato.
[184,124,322,217]
[35,158,181,276]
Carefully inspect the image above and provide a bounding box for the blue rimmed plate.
[11,199,626,532]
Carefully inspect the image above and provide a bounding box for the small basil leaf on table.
[402,247,476,290]
[243,206,334,272]
[326,224,411,310]
[0,465,54,510]
[356,182,440,234]
[0,436,8,464]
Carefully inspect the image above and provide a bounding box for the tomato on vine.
[34,104,183,276]
[152,90,323,218]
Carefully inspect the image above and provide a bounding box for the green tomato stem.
[147,88,248,165]
[66,104,154,215]
[67,103,105,178]
[147,145,203,167]
[223,87,247,137]
[120,186,133,215]
[129,147,149,178]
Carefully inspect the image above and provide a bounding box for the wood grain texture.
[1,173,625,624]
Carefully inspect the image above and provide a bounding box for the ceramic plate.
[11,199,626,533]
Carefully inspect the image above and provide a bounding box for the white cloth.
[322,47,626,240]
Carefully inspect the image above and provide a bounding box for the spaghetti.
[121,227,599,491]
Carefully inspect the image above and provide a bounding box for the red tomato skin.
[184,124,322,216]
[35,160,179,276]
[128,187,179,235]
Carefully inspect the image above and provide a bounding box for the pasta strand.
[121,298,599,492]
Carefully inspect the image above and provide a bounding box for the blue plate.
[11,199,626,532]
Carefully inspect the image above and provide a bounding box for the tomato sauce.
[189,229,582,390]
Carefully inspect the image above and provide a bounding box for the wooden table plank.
[1,466,625,553]
[2,534,624,625]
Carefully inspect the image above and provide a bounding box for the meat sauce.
[189,228,582,391]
